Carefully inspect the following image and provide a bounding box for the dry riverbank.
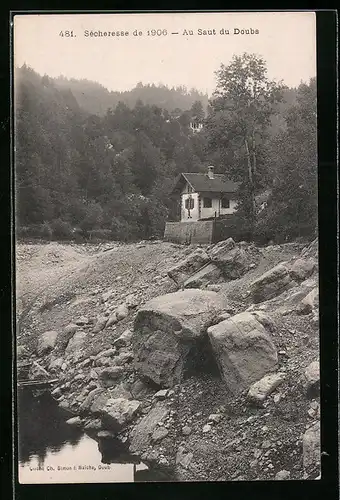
[16,238,320,481]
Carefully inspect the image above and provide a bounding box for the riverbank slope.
[16,238,320,481]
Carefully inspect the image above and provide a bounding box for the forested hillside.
[15,65,208,241]
[14,57,317,243]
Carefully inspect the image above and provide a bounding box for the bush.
[253,214,276,245]
[110,217,131,242]
[79,201,104,232]
[16,222,52,240]
[39,222,53,239]
[49,219,73,240]
[86,229,112,242]
[213,213,253,243]
[71,227,85,242]
[16,225,33,239]
[253,202,317,245]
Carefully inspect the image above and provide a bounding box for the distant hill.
[15,66,295,130]
[53,75,209,116]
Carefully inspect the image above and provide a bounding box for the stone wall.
[164,221,214,244]
[164,215,241,245]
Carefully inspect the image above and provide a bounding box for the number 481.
[59,31,75,37]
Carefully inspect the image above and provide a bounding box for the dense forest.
[15,55,317,243]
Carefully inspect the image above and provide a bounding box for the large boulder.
[303,360,320,397]
[130,379,153,399]
[109,383,132,400]
[276,279,317,315]
[65,331,87,355]
[176,446,194,469]
[28,362,50,380]
[93,316,108,333]
[54,323,78,353]
[100,398,141,432]
[79,388,110,415]
[211,245,250,279]
[247,372,285,404]
[113,328,133,348]
[48,356,64,372]
[207,312,278,393]
[125,294,139,309]
[209,238,236,259]
[89,391,112,414]
[301,238,318,259]
[116,351,134,365]
[106,313,118,328]
[37,330,58,356]
[167,249,210,286]
[98,366,125,388]
[116,303,129,321]
[183,263,223,289]
[296,287,319,315]
[133,289,228,387]
[289,258,316,282]
[129,403,169,454]
[94,347,116,360]
[302,421,320,475]
[250,311,277,332]
[66,416,82,427]
[250,262,296,303]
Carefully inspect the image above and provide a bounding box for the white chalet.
[171,166,239,222]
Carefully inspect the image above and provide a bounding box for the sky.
[14,12,316,95]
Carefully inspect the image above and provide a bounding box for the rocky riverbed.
[16,237,320,481]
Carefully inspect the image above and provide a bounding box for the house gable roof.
[171,172,240,195]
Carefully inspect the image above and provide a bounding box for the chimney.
[207,166,214,179]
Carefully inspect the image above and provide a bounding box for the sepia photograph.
[13,11,320,484]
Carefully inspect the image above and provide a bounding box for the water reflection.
[18,389,173,483]
[18,389,84,466]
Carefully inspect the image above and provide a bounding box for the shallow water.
[17,389,170,483]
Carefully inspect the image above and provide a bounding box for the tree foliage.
[15,62,316,244]
[15,65,207,241]
[255,78,317,242]
[205,53,285,229]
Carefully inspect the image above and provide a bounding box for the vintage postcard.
[13,11,319,484]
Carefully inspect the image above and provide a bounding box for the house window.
[221,196,230,209]
[185,198,194,210]
[203,197,212,208]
